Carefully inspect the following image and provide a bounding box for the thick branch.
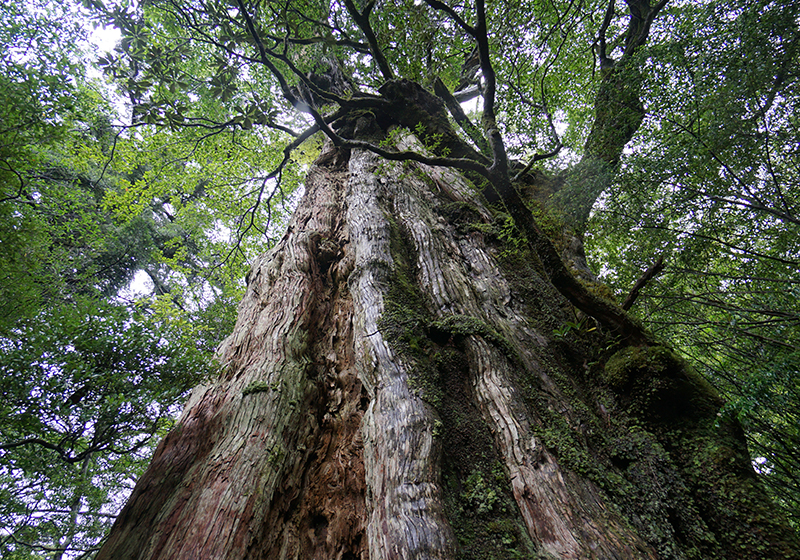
[453,85,482,103]
[419,0,507,174]
[378,79,490,165]
[622,0,669,59]
[343,0,394,81]
[489,172,651,344]
[433,77,490,156]
[557,1,669,229]
[473,0,509,178]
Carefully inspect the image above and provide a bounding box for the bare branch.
[512,143,563,182]
[0,161,27,203]
[622,255,665,310]
[472,0,508,176]
[235,0,298,104]
[422,0,476,35]
[219,122,323,267]
[342,0,395,81]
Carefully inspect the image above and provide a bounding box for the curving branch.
[342,0,394,81]
[512,143,563,182]
[235,0,299,104]
[422,0,475,35]
[596,0,616,69]
[0,161,27,203]
[0,437,103,464]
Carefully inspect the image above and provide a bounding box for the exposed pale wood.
[347,149,457,560]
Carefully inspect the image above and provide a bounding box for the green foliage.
[586,0,800,527]
[2,0,798,551]
[461,468,504,516]
[0,298,211,558]
[0,1,300,556]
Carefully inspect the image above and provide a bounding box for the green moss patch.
[242,381,272,397]
[434,344,541,560]
[603,345,720,421]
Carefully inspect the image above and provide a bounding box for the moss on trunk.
[98,121,798,560]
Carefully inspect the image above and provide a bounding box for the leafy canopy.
[1,0,798,555]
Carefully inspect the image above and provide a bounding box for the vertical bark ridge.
[382,155,658,557]
[466,340,657,559]
[347,149,458,559]
[97,149,368,560]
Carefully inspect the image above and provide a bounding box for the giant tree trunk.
[98,136,798,559]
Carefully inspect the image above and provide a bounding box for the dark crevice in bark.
[256,164,369,559]
[435,344,540,559]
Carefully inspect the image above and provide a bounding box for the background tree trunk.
[98,134,798,559]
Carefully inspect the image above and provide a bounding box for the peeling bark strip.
[99,141,799,560]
